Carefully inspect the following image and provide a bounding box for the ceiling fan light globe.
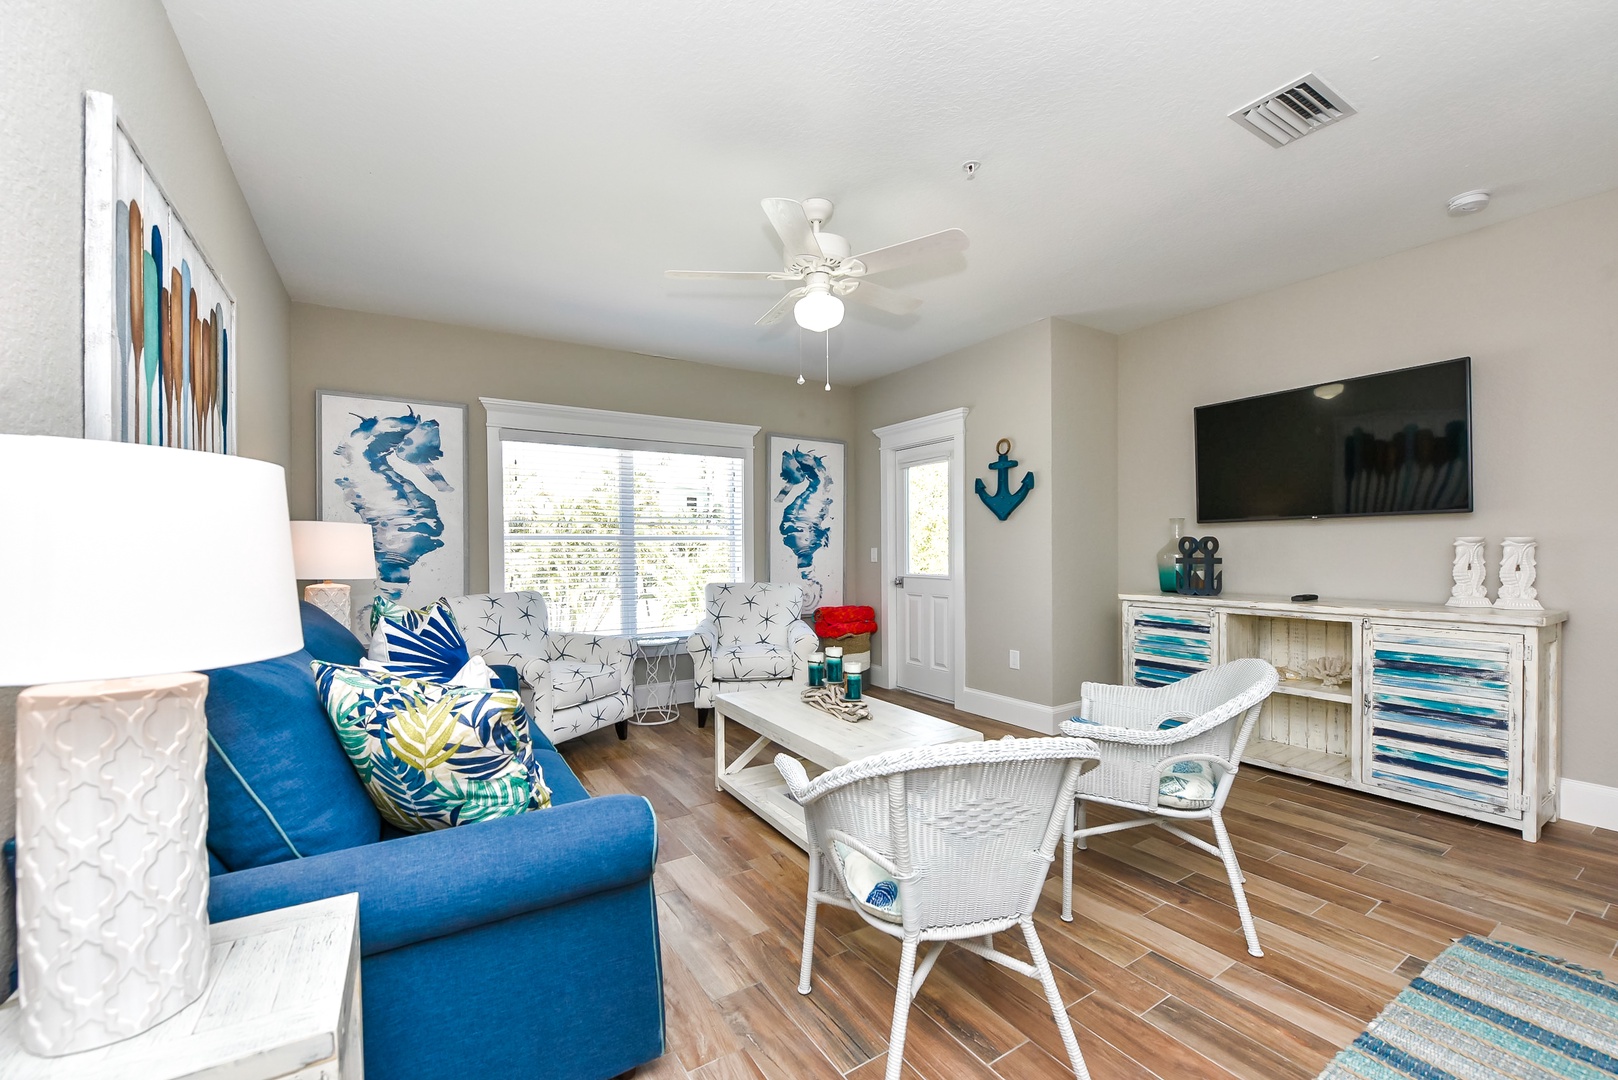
[794,291,844,332]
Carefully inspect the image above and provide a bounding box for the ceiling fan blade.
[756,287,808,326]
[844,228,968,276]
[762,198,823,260]
[838,279,923,315]
[666,269,784,280]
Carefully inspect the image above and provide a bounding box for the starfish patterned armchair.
[447,592,635,744]
[688,582,819,726]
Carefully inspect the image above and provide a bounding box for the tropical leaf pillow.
[367,597,473,682]
[311,661,551,833]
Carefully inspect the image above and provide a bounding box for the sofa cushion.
[551,660,621,709]
[312,662,552,832]
[299,599,366,666]
[368,598,472,681]
[204,649,382,871]
[714,642,791,682]
[532,749,589,806]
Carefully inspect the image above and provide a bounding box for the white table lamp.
[290,520,375,629]
[0,435,301,1056]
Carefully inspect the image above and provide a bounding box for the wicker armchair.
[1059,658,1277,956]
[776,738,1102,1080]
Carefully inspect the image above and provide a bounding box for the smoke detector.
[1447,190,1491,216]
[1230,74,1356,147]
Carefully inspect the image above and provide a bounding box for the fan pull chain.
[824,330,831,391]
[797,328,805,385]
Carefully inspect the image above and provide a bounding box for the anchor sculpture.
[975,438,1035,521]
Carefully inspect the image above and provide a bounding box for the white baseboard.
[634,677,694,709]
[1051,699,1084,732]
[955,686,1056,734]
[1560,778,1618,832]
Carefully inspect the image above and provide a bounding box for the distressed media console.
[1119,593,1567,840]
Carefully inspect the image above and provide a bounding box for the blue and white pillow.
[833,840,902,923]
[1158,760,1218,809]
[361,653,497,689]
[311,661,550,833]
[367,598,472,682]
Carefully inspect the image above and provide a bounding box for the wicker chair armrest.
[775,753,812,803]
[1060,713,1225,746]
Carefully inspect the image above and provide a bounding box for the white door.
[895,447,954,700]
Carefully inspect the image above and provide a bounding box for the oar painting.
[769,434,845,611]
[317,392,468,618]
[83,92,236,453]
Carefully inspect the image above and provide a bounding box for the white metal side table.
[0,893,362,1080]
[631,634,685,725]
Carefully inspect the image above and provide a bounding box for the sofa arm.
[688,621,718,708]
[787,619,817,684]
[548,631,635,692]
[209,794,657,956]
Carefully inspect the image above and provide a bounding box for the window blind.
[501,436,744,636]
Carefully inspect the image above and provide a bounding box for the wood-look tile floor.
[564,688,1618,1080]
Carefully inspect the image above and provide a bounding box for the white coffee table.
[714,686,983,849]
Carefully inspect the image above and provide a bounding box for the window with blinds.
[500,436,745,636]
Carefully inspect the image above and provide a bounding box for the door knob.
[893,577,905,587]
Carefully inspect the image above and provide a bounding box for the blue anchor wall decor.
[975,438,1035,521]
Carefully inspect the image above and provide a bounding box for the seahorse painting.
[334,410,455,599]
[771,439,844,609]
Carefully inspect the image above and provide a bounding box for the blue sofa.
[202,603,664,1080]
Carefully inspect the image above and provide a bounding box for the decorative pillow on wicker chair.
[311,661,550,833]
[833,840,902,923]
[367,597,473,682]
[1158,760,1218,809]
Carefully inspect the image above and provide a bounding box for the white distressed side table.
[0,893,363,1079]
[631,634,685,725]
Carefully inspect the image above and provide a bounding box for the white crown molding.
[480,396,759,449]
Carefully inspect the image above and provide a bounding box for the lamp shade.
[0,435,301,685]
[291,520,376,580]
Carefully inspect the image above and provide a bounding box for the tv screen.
[1194,357,1472,523]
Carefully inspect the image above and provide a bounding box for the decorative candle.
[807,652,825,687]
[825,646,844,683]
[844,662,863,701]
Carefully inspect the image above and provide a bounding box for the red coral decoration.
[814,605,877,638]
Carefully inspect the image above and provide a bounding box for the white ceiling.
[163,0,1618,383]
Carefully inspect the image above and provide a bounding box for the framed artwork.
[317,391,468,616]
[83,91,237,452]
[767,433,845,611]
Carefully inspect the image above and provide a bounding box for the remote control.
[1291,593,1319,602]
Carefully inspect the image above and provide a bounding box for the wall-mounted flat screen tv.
[1194,357,1472,523]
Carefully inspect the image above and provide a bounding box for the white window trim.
[873,407,968,702]
[482,396,758,596]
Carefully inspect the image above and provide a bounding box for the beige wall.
[0,0,292,977]
[854,321,1059,704]
[288,303,857,595]
[1116,187,1618,787]
[1051,319,1121,704]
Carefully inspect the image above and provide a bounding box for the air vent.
[1230,74,1356,147]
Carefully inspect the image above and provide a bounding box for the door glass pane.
[905,460,949,575]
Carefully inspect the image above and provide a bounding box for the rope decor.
[800,684,872,723]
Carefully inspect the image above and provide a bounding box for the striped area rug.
[1319,936,1618,1079]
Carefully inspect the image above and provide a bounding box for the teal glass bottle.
[1156,517,1185,593]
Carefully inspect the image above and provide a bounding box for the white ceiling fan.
[666,198,968,332]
